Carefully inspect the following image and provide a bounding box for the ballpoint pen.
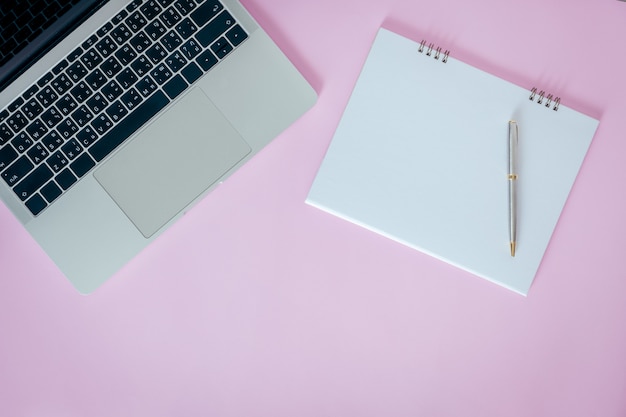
[508,120,518,257]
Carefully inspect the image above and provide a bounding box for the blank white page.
[307,28,600,295]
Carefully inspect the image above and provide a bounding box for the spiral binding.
[418,40,450,63]
[529,87,561,111]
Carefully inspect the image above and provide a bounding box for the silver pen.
[508,120,518,257]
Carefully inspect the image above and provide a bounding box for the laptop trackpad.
[94,88,251,238]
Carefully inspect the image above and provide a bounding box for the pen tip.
[510,242,516,257]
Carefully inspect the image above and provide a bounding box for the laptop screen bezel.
[0,0,109,93]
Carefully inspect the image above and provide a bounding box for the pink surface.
[2,0,626,416]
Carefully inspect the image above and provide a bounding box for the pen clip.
[508,120,518,176]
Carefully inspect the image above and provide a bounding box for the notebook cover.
[306,28,600,295]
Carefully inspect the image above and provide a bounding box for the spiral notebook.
[306,28,600,295]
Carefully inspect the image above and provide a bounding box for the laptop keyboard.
[0,0,248,216]
[0,0,82,67]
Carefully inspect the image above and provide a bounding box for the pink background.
[2,0,626,415]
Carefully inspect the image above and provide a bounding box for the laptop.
[0,0,316,293]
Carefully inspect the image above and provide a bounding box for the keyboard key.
[11,132,34,153]
[130,32,152,53]
[67,61,88,82]
[61,138,83,160]
[131,55,153,76]
[56,95,78,116]
[121,88,143,110]
[81,34,99,50]
[85,68,108,90]
[0,123,13,145]
[41,181,62,203]
[22,85,39,100]
[30,20,46,35]
[102,80,124,102]
[175,18,197,39]
[116,68,139,90]
[96,22,114,38]
[136,76,158,97]
[51,74,73,95]
[11,130,34,153]
[160,7,182,28]
[145,19,167,41]
[150,64,172,85]
[210,36,232,58]
[112,10,129,25]
[14,164,53,201]
[7,111,28,133]
[91,113,114,135]
[101,56,123,77]
[70,153,95,178]
[2,155,34,187]
[42,131,64,152]
[163,74,188,99]
[36,86,59,108]
[71,105,94,127]
[165,51,187,72]
[81,48,103,70]
[46,151,69,173]
[37,71,55,86]
[96,22,113,37]
[0,40,17,61]
[57,118,79,139]
[0,145,18,170]
[105,100,129,122]
[141,1,163,20]
[86,93,109,114]
[196,49,217,71]
[25,194,47,215]
[190,1,223,26]
[126,0,142,12]
[89,91,169,162]
[180,39,201,60]
[225,24,247,46]
[115,44,138,65]
[41,107,63,129]
[126,11,148,32]
[175,0,198,16]
[196,11,236,47]
[146,43,168,63]
[95,36,118,57]
[69,81,93,103]
[8,97,25,112]
[23,99,44,119]
[181,62,202,84]
[27,143,49,165]
[52,60,69,75]
[111,23,133,45]
[68,46,83,62]
[76,126,99,148]
[26,120,48,140]
[56,168,77,190]
[161,30,182,51]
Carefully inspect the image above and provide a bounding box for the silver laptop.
[0,0,316,293]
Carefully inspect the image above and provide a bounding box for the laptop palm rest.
[94,87,251,238]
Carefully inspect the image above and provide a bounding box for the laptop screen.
[0,0,107,93]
